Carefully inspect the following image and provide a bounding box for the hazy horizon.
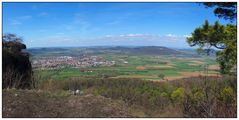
[27,45,199,49]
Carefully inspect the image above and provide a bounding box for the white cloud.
[60,13,93,33]
[166,33,177,37]
[105,35,113,37]
[41,35,75,43]
[10,20,22,25]
[9,15,32,26]
[88,33,190,48]
[118,34,148,37]
[107,12,135,26]
[30,33,191,48]
[183,34,191,37]
[127,34,144,37]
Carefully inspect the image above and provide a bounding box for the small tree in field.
[158,74,165,80]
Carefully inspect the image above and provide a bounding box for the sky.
[2,2,234,48]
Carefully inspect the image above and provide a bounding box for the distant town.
[32,55,116,69]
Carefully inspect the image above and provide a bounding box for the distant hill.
[132,46,182,55]
[92,46,184,55]
[27,46,199,57]
[176,48,217,57]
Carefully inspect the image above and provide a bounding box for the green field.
[34,54,219,81]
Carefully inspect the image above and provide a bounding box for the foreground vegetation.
[31,74,236,117]
[3,89,131,117]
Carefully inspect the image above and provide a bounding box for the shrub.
[158,74,165,80]
[171,87,185,103]
[160,92,168,97]
[220,86,235,104]
[35,75,236,117]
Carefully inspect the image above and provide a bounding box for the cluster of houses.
[32,55,116,69]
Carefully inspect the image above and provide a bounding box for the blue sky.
[3,2,234,48]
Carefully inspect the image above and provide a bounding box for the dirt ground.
[145,65,175,68]
[144,71,221,82]
[188,63,199,66]
[114,75,158,79]
[208,65,220,70]
[113,71,220,81]
[2,89,132,118]
[136,66,146,70]
[165,72,220,81]
[135,65,175,70]
[190,60,205,64]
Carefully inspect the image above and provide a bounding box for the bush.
[35,75,236,117]
[171,87,185,103]
[220,86,235,104]
[158,74,165,80]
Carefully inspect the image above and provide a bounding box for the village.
[32,55,116,69]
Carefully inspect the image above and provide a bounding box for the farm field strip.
[34,55,219,81]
